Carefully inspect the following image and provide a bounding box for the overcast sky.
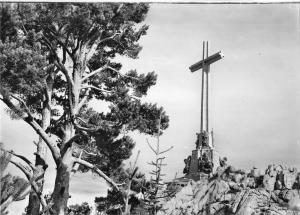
[1,3,300,213]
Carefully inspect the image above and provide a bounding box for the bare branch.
[10,161,52,212]
[71,150,83,177]
[130,95,140,101]
[75,116,88,124]
[26,119,61,164]
[74,122,100,133]
[98,32,120,45]
[1,148,35,171]
[40,36,56,56]
[132,150,140,171]
[146,138,157,155]
[82,149,98,156]
[74,158,121,192]
[73,37,81,54]
[157,157,166,162]
[107,66,139,81]
[82,65,107,82]
[81,85,113,94]
[51,33,73,58]
[1,96,61,164]
[53,60,74,87]
[116,182,126,186]
[73,117,116,133]
[10,95,33,118]
[10,160,32,180]
[15,188,31,201]
[76,88,91,114]
[159,146,174,155]
[81,85,139,101]
[147,162,157,166]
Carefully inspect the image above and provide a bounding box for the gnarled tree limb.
[74,158,120,192]
[1,96,61,164]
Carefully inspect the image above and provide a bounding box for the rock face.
[159,164,300,215]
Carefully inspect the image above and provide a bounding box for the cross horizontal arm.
[189,51,224,72]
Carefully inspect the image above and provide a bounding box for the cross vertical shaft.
[201,41,210,133]
[205,41,209,133]
[200,42,205,132]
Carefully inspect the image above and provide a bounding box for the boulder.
[159,164,300,215]
[250,167,261,178]
[283,167,298,189]
[263,174,276,191]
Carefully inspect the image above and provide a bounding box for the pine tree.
[0,4,56,214]
[0,3,169,214]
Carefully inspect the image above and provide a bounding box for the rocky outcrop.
[159,164,300,215]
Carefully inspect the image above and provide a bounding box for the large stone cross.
[189,41,224,148]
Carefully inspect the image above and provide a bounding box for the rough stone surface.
[159,164,300,215]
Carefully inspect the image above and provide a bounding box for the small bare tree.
[123,150,140,215]
[146,112,173,215]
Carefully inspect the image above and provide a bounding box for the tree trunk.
[27,154,46,215]
[52,149,74,215]
[124,180,132,215]
[27,80,53,215]
[51,64,81,214]
[27,127,48,214]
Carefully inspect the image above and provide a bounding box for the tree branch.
[74,88,91,115]
[14,187,31,201]
[82,149,98,156]
[60,134,80,156]
[132,150,140,172]
[75,116,87,124]
[1,148,35,171]
[1,97,61,164]
[41,33,74,88]
[81,85,113,94]
[71,150,83,177]
[98,31,120,45]
[52,33,73,58]
[74,122,100,133]
[146,139,157,155]
[82,65,107,82]
[80,85,139,101]
[40,36,56,56]
[10,160,32,179]
[10,94,34,118]
[107,66,139,81]
[10,161,51,212]
[159,146,174,155]
[53,60,74,87]
[26,120,61,164]
[74,158,120,192]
